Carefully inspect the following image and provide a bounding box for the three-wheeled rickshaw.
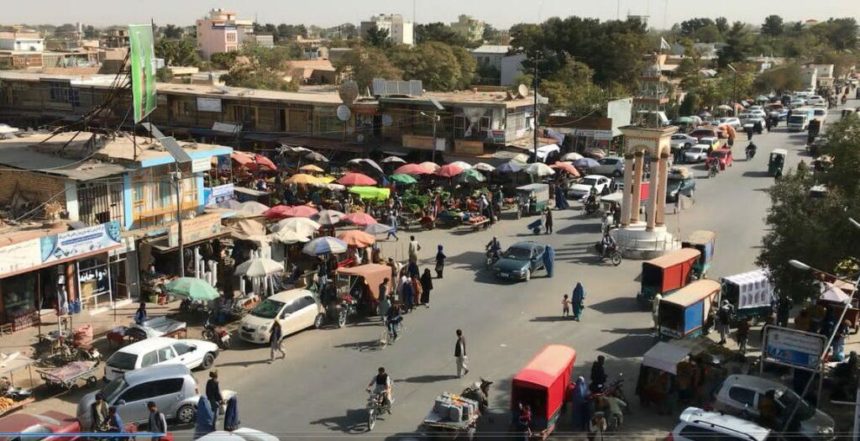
[323,264,390,327]
[516,184,550,218]
[657,280,721,340]
[682,230,716,279]
[720,269,775,325]
[637,248,701,306]
[510,344,576,439]
[768,149,787,177]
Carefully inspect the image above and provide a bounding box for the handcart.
[421,392,480,440]
[37,360,100,390]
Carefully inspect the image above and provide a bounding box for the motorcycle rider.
[486,237,502,261]
[599,231,616,258]
[745,142,757,159]
[366,366,393,411]
[384,305,402,341]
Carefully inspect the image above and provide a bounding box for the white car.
[196,428,278,441]
[567,175,613,199]
[670,407,771,441]
[590,156,625,177]
[813,108,828,121]
[717,117,742,129]
[713,375,835,440]
[671,134,698,150]
[807,95,826,107]
[239,289,322,344]
[103,337,219,381]
[790,99,807,109]
[683,146,709,163]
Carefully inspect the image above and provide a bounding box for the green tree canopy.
[389,42,466,91]
[154,38,201,67]
[415,22,471,47]
[333,46,401,90]
[753,64,802,95]
[761,15,784,37]
[364,24,391,49]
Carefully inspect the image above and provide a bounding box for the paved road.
[28,100,855,440]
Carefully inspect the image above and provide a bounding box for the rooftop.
[471,45,512,54]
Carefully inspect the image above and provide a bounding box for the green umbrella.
[389,173,418,185]
[457,168,487,184]
[164,277,220,301]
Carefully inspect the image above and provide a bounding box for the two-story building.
[196,8,254,60]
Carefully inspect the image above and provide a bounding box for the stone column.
[646,156,660,231]
[630,151,644,223]
[620,153,634,227]
[656,153,670,227]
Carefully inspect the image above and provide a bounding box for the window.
[226,32,237,43]
[728,386,757,408]
[150,378,184,396]
[140,351,158,368]
[157,346,176,363]
[118,382,156,403]
[297,296,316,309]
[47,81,80,106]
[173,342,193,355]
[281,299,304,316]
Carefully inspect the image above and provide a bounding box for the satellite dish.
[336,105,352,122]
[338,81,359,104]
[517,84,529,99]
[382,115,393,127]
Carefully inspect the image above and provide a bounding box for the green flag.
[129,24,157,123]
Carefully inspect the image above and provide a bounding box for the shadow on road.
[597,333,655,358]
[742,171,771,178]
[396,374,458,383]
[530,315,572,322]
[309,408,369,434]
[334,339,383,352]
[556,222,602,235]
[588,297,642,314]
[216,358,272,368]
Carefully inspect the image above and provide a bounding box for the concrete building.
[0,30,44,52]
[195,8,254,60]
[800,66,818,92]
[470,45,526,86]
[450,15,485,43]
[360,14,413,46]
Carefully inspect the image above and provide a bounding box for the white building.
[360,14,413,46]
[0,30,44,52]
[471,45,526,86]
[450,15,485,43]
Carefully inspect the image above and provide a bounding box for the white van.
[238,289,322,344]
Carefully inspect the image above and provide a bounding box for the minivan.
[77,364,201,428]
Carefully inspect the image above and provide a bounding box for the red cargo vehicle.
[510,344,577,439]
[637,248,701,306]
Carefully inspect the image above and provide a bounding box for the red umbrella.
[337,172,377,186]
[263,205,293,220]
[393,163,430,175]
[342,212,378,226]
[231,152,277,172]
[550,161,580,177]
[337,230,376,248]
[289,205,319,218]
[252,154,277,171]
[436,164,464,178]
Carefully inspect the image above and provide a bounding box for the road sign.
[762,325,826,371]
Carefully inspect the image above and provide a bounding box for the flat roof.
[0,134,127,180]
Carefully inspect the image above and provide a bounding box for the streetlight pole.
[173,166,185,278]
[431,109,438,163]
[533,53,540,160]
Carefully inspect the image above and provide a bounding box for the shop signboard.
[191,157,211,173]
[205,183,235,207]
[40,221,122,264]
[0,238,42,276]
[196,97,222,113]
[168,213,222,248]
[762,325,826,371]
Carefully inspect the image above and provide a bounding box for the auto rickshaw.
[510,344,576,439]
[516,183,550,218]
[681,230,716,279]
[657,280,721,340]
[637,248,701,306]
[768,149,787,177]
[326,264,390,326]
[720,269,775,324]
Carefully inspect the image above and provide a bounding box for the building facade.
[450,15,485,43]
[0,30,44,52]
[360,14,413,46]
[195,8,254,60]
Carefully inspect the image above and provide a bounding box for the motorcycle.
[745,144,756,160]
[485,248,500,268]
[202,317,231,350]
[366,390,391,431]
[594,241,622,266]
[708,161,719,178]
[602,373,631,415]
[461,378,493,415]
[583,196,600,215]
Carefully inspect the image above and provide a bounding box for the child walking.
[562,294,571,318]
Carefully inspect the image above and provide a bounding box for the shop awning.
[642,342,690,375]
[146,230,231,253]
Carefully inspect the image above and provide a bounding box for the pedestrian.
[107,406,125,440]
[544,208,553,234]
[387,211,399,241]
[572,376,590,431]
[402,275,414,312]
[562,294,571,318]
[435,245,446,278]
[134,301,147,325]
[833,320,850,362]
[147,401,168,441]
[223,395,240,431]
[269,319,284,361]
[454,329,469,378]
[590,355,607,392]
[736,318,750,354]
[90,392,109,433]
[572,282,585,321]
[543,245,555,278]
[408,235,421,263]
[652,293,662,334]
[420,268,433,307]
[745,126,754,141]
[407,259,419,278]
[717,300,733,345]
[410,275,422,307]
[206,371,223,418]
[378,278,390,317]
[516,403,532,441]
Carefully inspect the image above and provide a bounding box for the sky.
[5,0,860,29]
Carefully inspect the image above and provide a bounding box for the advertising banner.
[763,325,826,371]
[129,24,157,123]
[197,97,222,113]
[168,213,223,248]
[40,221,122,263]
[0,238,42,276]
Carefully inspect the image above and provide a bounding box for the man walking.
[544,208,553,234]
[147,401,168,441]
[270,319,285,360]
[90,392,109,433]
[408,235,421,263]
[717,300,734,345]
[454,329,469,378]
[387,211,399,241]
[206,371,223,419]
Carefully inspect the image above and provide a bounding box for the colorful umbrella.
[511,153,530,164]
[365,223,393,235]
[164,277,220,301]
[457,168,487,183]
[337,172,377,186]
[393,163,429,175]
[436,163,465,178]
[419,161,441,173]
[472,162,496,172]
[286,174,321,185]
[263,205,294,220]
[304,151,329,162]
[289,205,319,218]
[342,212,378,226]
[302,236,348,255]
[573,158,600,169]
[272,217,321,236]
[381,156,406,164]
[252,154,278,171]
[299,164,325,173]
[389,174,418,185]
[337,230,376,248]
[550,161,580,177]
[349,186,391,201]
[525,163,556,177]
[232,201,269,217]
[497,161,523,173]
[561,152,584,161]
[317,175,336,184]
[234,257,284,277]
[450,161,473,170]
[314,209,345,226]
[270,229,311,244]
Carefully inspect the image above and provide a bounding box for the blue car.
[492,241,546,282]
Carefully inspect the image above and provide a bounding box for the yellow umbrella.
[299,164,325,173]
[318,175,336,184]
[286,173,322,185]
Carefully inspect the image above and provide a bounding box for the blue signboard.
[763,326,826,371]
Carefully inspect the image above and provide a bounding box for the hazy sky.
[6,0,860,29]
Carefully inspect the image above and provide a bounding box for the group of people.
[793,300,851,362]
[562,282,587,321]
[90,393,167,440]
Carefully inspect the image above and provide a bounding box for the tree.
[761,15,784,38]
[475,63,501,85]
[83,25,99,39]
[450,46,477,89]
[679,18,715,39]
[678,92,699,116]
[54,23,77,35]
[415,22,470,47]
[161,24,184,40]
[717,22,753,68]
[715,17,729,34]
[221,65,299,92]
[333,46,401,90]
[276,24,308,42]
[754,64,802,95]
[154,38,201,67]
[364,24,391,49]
[155,67,172,82]
[482,24,505,44]
[210,51,239,70]
[391,42,462,91]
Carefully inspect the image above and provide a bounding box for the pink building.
[195,9,254,60]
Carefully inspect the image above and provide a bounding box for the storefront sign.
[196,97,222,113]
[0,238,42,276]
[191,157,211,173]
[41,221,122,264]
[762,325,826,371]
[169,213,222,248]
[205,183,235,206]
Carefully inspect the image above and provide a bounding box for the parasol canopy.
[264,205,318,220]
[234,257,284,277]
[337,230,376,248]
[164,278,220,301]
[393,163,430,175]
[550,161,580,176]
[389,174,418,185]
[314,209,345,226]
[270,229,311,244]
[337,172,377,186]
[472,162,496,172]
[272,217,320,236]
[497,161,523,173]
[365,223,393,235]
[298,164,325,173]
[286,174,322,185]
[342,212,378,226]
[511,153,530,164]
[457,168,487,183]
[231,152,277,172]
[231,201,269,217]
[584,148,606,159]
[304,151,329,162]
[349,186,390,201]
[302,236,348,255]
[449,161,473,170]
[525,162,556,177]
[573,158,600,169]
[561,152,583,161]
[419,161,441,173]
[436,164,464,178]
[381,156,407,164]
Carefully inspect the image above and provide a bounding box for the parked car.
[790,98,807,109]
[0,411,81,441]
[690,127,719,141]
[104,337,219,381]
[669,407,771,441]
[807,95,826,107]
[718,117,742,129]
[684,146,710,163]
[567,175,613,199]
[492,241,547,282]
[195,428,279,441]
[698,136,722,152]
[239,289,322,344]
[706,148,734,170]
[78,364,201,429]
[812,108,828,122]
[671,134,698,150]
[713,375,835,440]
[591,156,625,177]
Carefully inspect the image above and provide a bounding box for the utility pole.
[173,167,185,278]
[431,110,438,163]
[533,54,540,159]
